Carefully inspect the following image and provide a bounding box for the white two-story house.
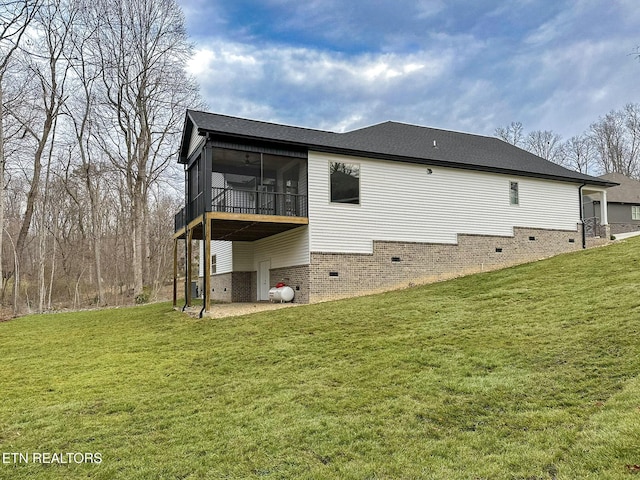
[172,110,614,312]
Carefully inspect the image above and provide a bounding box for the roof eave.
[197,129,314,152]
[177,111,197,164]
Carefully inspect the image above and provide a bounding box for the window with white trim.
[632,205,640,220]
[510,181,519,205]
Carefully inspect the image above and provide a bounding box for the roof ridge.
[344,119,496,139]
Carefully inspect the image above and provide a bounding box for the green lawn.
[1,238,640,479]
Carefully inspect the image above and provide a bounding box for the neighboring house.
[172,110,615,312]
[584,172,640,235]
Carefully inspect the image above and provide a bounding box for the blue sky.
[178,0,640,139]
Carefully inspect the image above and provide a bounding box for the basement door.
[258,260,271,301]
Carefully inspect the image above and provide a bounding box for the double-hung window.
[632,205,640,220]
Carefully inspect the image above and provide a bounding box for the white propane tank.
[268,284,295,303]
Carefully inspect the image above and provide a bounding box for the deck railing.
[174,188,308,232]
[583,216,603,238]
[212,187,308,217]
[174,207,186,231]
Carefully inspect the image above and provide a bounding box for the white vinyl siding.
[232,242,255,271]
[202,227,308,276]
[233,226,309,271]
[308,151,580,254]
[199,241,232,276]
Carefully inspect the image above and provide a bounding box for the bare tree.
[5,0,73,312]
[61,1,109,305]
[0,0,198,313]
[524,130,564,164]
[90,0,199,298]
[494,121,524,146]
[624,103,640,175]
[561,135,595,174]
[147,185,181,299]
[0,0,41,306]
[589,104,640,177]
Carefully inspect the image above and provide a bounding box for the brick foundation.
[231,272,256,302]
[309,226,589,303]
[210,272,232,302]
[209,271,256,302]
[205,225,610,305]
[269,265,310,304]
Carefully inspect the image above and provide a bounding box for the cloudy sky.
[178,0,640,140]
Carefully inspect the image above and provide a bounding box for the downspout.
[578,183,586,249]
[182,234,188,311]
[199,221,207,319]
[199,290,206,318]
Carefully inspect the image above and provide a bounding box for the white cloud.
[187,40,452,109]
[187,49,216,76]
[179,0,640,141]
[415,0,446,19]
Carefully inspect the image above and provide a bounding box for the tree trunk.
[14,120,47,312]
[132,196,144,298]
[143,198,150,288]
[84,174,105,305]
[0,83,5,304]
[38,125,55,312]
[91,213,105,305]
[47,219,56,310]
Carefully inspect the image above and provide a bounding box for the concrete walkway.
[613,231,640,240]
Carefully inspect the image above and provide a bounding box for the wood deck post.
[203,216,211,314]
[186,227,194,307]
[172,238,178,307]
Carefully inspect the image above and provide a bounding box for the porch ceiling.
[583,187,606,196]
[183,212,308,241]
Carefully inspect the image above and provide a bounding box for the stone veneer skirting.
[609,222,640,235]
[308,226,589,303]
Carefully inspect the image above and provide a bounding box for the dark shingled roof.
[181,110,614,187]
[186,110,338,146]
[598,173,640,203]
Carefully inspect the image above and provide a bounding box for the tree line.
[495,103,640,177]
[1,0,201,315]
[1,1,637,316]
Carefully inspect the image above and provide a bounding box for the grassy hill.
[1,238,640,479]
